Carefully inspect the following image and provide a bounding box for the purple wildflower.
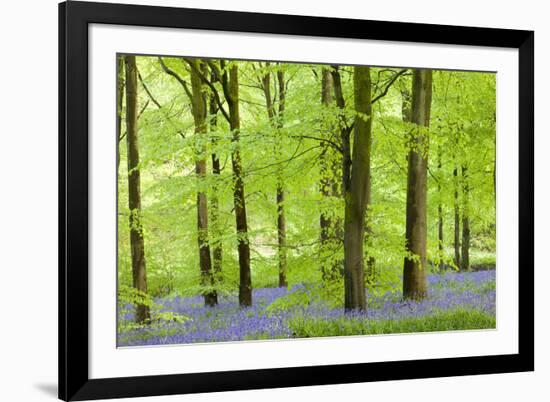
[118,269,496,346]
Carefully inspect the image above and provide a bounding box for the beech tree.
[116,56,124,177]
[167,58,253,306]
[158,57,218,306]
[208,81,223,276]
[403,69,432,300]
[342,66,373,311]
[204,60,253,306]
[124,55,150,323]
[319,68,342,281]
[453,165,461,268]
[260,62,288,287]
[275,69,287,287]
[437,151,445,271]
[460,165,471,271]
[188,59,218,306]
[226,63,252,306]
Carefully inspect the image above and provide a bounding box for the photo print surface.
[116,55,496,347]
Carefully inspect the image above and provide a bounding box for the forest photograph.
[116,54,497,347]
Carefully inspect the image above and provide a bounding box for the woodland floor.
[117,269,496,347]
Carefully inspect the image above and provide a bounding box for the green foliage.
[154,311,191,324]
[264,285,317,315]
[118,285,155,309]
[118,57,496,307]
[289,309,496,338]
[117,285,190,332]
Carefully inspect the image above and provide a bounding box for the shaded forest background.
[117,55,496,321]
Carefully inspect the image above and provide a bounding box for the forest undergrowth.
[118,269,495,346]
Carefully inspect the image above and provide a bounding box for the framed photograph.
[59,1,534,400]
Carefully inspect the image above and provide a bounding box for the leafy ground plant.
[117,269,496,346]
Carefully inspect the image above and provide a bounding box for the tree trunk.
[342,66,373,311]
[262,62,287,287]
[437,151,444,271]
[331,67,351,197]
[453,165,461,269]
[493,111,497,204]
[276,185,287,287]
[227,64,252,307]
[124,55,150,323]
[261,64,288,287]
[276,69,288,287]
[209,85,223,277]
[319,68,342,281]
[364,147,376,285]
[460,165,471,271]
[403,69,432,300]
[117,56,124,178]
[189,59,217,307]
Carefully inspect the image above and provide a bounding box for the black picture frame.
[59,1,534,400]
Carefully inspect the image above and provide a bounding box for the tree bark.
[276,184,287,287]
[364,147,376,285]
[117,56,124,178]
[261,64,287,287]
[460,165,471,271]
[403,69,432,300]
[124,55,150,323]
[493,111,497,208]
[319,68,342,281]
[200,60,252,306]
[342,66,373,311]
[209,87,223,277]
[453,165,461,269]
[437,151,444,271]
[331,67,351,195]
[227,63,252,307]
[275,69,288,287]
[188,59,217,306]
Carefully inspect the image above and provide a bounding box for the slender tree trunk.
[189,59,217,307]
[403,69,432,300]
[209,86,223,277]
[460,165,471,271]
[124,55,150,323]
[227,64,252,307]
[437,151,444,271]
[261,65,288,287]
[276,185,287,287]
[453,165,461,269]
[117,56,124,178]
[493,157,497,204]
[275,69,288,287]
[365,154,376,285]
[342,66,372,311]
[319,68,342,281]
[331,68,352,199]
[493,111,497,208]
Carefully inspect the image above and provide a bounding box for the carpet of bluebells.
[117,269,496,346]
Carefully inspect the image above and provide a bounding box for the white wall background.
[0,0,545,401]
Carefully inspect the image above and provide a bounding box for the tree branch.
[371,69,408,104]
[158,57,193,100]
[186,59,231,123]
[206,59,232,103]
[137,70,162,109]
[290,134,342,153]
[138,66,186,140]
[246,145,321,175]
